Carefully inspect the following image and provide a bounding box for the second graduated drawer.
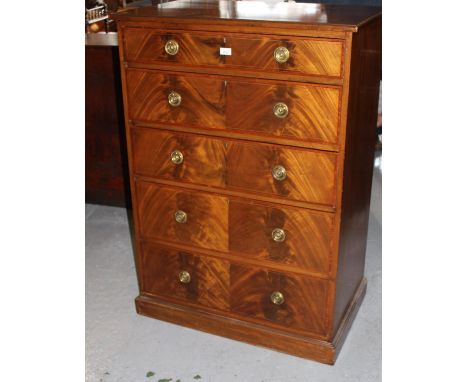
[136,181,334,276]
[132,128,337,207]
[126,69,341,146]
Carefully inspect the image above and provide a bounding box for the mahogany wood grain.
[229,200,333,276]
[131,127,337,207]
[126,69,341,146]
[126,69,226,130]
[230,264,328,335]
[140,242,230,310]
[123,27,343,78]
[131,127,227,188]
[226,140,337,206]
[226,80,341,145]
[136,181,229,251]
[332,16,381,335]
[138,238,332,338]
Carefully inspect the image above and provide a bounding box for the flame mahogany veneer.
[116,0,381,364]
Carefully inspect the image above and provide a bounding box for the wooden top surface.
[115,0,381,31]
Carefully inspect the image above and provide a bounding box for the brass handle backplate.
[179,270,191,284]
[168,91,182,107]
[272,165,287,181]
[174,210,187,224]
[270,291,285,305]
[274,46,290,64]
[165,40,179,55]
[170,150,184,165]
[271,228,286,242]
[273,102,289,119]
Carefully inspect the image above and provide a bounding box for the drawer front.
[226,141,337,206]
[230,264,328,335]
[132,129,337,206]
[141,242,230,310]
[131,128,227,188]
[229,201,333,275]
[123,28,343,78]
[126,69,340,145]
[137,182,229,251]
[126,70,226,130]
[226,80,340,144]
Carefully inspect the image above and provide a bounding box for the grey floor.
[86,153,382,382]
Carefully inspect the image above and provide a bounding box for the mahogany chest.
[116,0,381,364]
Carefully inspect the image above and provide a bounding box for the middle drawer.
[132,128,337,206]
[136,181,333,276]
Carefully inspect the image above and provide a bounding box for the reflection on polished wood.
[116,0,380,30]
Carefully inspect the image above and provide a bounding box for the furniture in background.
[85,1,175,207]
[85,33,130,207]
[115,0,381,364]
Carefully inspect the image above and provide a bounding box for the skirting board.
[135,277,367,364]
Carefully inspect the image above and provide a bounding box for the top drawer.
[122,28,344,78]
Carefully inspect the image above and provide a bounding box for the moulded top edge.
[113,0,381,32]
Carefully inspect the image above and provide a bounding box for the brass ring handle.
[271,228,286,243]
[168,91,182,107]
[273,102,289,119]
[274,46,290,64]
[174,210,187,224]
[165,40,179,55]
[179,270,191,284]
[170,150,184,165]
[270,291,285,305]
[272,165,287,181]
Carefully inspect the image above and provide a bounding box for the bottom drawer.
[230,264,329,335]
[140,242,329,336]
[140,242,230,310]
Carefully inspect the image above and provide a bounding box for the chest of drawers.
[116,0,381,364]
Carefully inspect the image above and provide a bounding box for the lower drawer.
[140,242,329,336]
[140,242,230,310]
[230,264,329,335]
[136,181,333,276]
